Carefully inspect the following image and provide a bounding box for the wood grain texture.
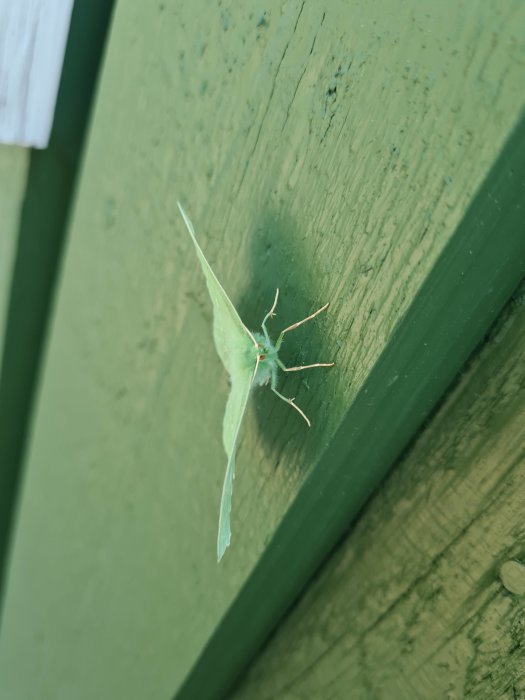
[0,0,74,148]
[231,282,525,699]
[0,1,523,699]
[0,145,28,356]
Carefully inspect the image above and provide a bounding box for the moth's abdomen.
[254,358,275,387]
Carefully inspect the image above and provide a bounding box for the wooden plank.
[177,116,525,700]
[0,0,115,610]
[231,280,525,700]
[0,0,74,148]
[0,1,523,699]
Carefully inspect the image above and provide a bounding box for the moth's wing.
[177,202,256,372]
[178,202,258,560]
[217,357,258,561]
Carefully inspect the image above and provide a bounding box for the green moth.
[178,203,334,561]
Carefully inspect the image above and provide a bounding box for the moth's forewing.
[178,203,259,560]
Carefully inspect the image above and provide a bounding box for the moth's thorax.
[251,331,279,387]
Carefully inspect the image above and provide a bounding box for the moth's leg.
[275,302,330,350]
[277,358,335,372]
[270,365,279,391]
[271,387,311,427]
[261,288,279,344]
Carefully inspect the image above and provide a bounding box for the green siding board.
[0,0,115,610]
[0,1,523,699]
[231,283,525,700]
[176,116,525,700]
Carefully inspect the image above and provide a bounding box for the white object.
[0,0,74,148]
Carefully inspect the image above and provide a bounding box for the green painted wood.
[0,0,115,611]
[177,116,525,700]
[231,281,525,700]
[0,146,28,352]
[0,1,523,699]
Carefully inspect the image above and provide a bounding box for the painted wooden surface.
[231,282,525,700]
[0,0,74,148]
[177,118,525,699]
[0,0,115,606]
[0,146,28,356]
[0,1,523,699]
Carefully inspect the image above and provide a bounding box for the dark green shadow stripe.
[175,114,525,700]
[0,0,116,615]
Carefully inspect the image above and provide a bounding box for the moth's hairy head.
[252,331,278,360]
[251,331,279,387]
